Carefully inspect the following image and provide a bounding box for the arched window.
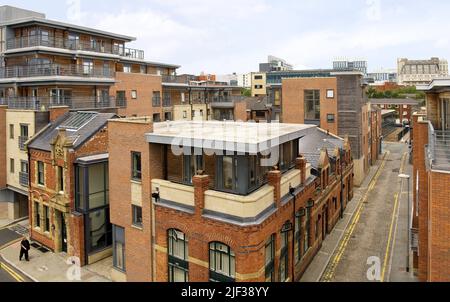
[209,242,235,282]
[168,229,188,282]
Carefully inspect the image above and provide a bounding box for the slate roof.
[299,128,344,169]
[27,111,117,152]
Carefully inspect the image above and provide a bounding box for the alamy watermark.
[366,256,382,281]
[66,256,82,281]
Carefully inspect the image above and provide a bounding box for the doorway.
[59,211,68,253]
[443,99,450,130]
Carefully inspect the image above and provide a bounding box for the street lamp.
[398,173,411,273]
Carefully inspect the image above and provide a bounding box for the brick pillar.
[268,170,282,208]
[193,175,210,217]
[49,106,70,122]
[69,213,86,266]
[296,157,307,185]
[246,110,252,121]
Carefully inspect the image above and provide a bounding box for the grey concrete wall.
[0,6,45,22]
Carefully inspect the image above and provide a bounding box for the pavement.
[0,219,112,282]
[301,142,418,282]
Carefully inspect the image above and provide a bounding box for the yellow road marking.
[0,261,25,282]
[321,151,390,282]
[0,238,23,251]
[380,152,408,282]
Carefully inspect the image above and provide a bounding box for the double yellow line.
[380,152,408,282]
[0,261,25,282]
[321,151,390,282]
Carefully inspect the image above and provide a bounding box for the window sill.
[131,224,143,231]
[131,179,142,185]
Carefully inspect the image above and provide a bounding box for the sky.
[3,0,450,75]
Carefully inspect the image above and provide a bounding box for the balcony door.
[443,99,450,131]
[50,89,72,106]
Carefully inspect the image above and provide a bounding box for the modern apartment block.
[251,72,267,97]
[0,6,179,219]
[366,68,397,84]
[259,55,293,73]
[397,57,448,86]
[412,79,450,281]
[268,70,378,186]
[107,119,354,282]
[333,58,368,76]
[27,111,117,265]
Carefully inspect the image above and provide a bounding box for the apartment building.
[270,70,377,186]
[108,119,354,282]
[333,58,368,76]
[0,6,179,219]
[251,72,267,97]
[397,57,448,86]
[259,56,293,73]
[412,79,450,281]
[27,111,116,265]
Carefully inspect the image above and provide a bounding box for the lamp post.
[398,173,411,273]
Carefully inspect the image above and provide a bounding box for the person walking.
[19,237,30,262]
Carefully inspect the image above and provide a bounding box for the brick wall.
[112,72,163,118]
[234,101,248,122]
[0,106,6,189]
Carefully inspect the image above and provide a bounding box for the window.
[40,30,49,45]
[113,226,125,271]
[327,89,335,99]
[20,124,29,138]
[90,37,97,50]
[265,234,275,282]
[82,60,94,74]
[254,75,263,80]
[140,65,146,74]
[153,113,161,123]
[123,64,131,73]
[168,229,189,282]
[183,154,204,185]
[279,141,297,172]
[34,202,40,228]
[131,90,137,99]
[280,226,289,282]
[304,90,320,120]
[58,166,64,192]
[222,156,235,190]
[183,111,187,119]
[37,161,45,185]
[43,205,50,232]
[89,208,112,252]
[131,152,142,181]
[209,242,235,282]
[21,161,29,174]
[327,114,335,123]
[152,91,161,107]
[164,112,172,121]
[304,208,311,254]
[295,212,303,262]
[9,124,14,139]
[132,205,143,228]
[88,163,109,209]
[10,158,14,174]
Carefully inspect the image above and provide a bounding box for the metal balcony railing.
[6,35,145,60]
[117,97,127,108]
[6,96,118,111]
[18,136,28,151]
[427,122,450,171]
[163,97,172,107]
[161,75,189,84]
[0,97,7,105]
[19,172,29,187]
[0,64,115,79]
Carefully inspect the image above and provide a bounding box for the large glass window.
[168,229,189,282]
[113,225,125,271]
[75,166,85,210]
[265,234,275,282]
[304,208,311,254]
[43,205,50,232]
[88,208,112,252]
[222,156,236,191]
[88,163,109,209]
[131,152,142,181]
[34,202,40,228]
[280,226,289,282]
[304,90,320,120]
[209,242,235,282]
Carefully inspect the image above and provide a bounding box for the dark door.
[60,212,67,253]
[322,207,328,240]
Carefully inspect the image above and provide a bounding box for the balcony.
[6,96,118,111]
[427,123,450,171]
[18,136,28,151]
[19,172,29,187]
[6,35,145,60]
[117,97,127,108]
[0,64,115,79]
[161,75,189,84]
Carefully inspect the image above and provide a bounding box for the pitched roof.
[299,128,344,169]
[27,111,116,152]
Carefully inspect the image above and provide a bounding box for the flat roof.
[146,121,316,153]
[76,153,109,164]
[381,109,396,116]
[370,98,420,106]
[0,17,136,41]
[417,78,450,91]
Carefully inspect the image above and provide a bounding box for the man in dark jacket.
[19,237,30,261]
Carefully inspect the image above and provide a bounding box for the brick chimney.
[296,156,307,185]
[268,169,282,208]
[50,106,70,122]
[193,174,210,217]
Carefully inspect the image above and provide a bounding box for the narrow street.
[318,142,417,282]
[0,224,32,282]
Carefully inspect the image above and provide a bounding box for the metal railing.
[18,136,28,151]
[161,75,189,84]
[0,64,115,79]
[163,97,172,107]
[427,122,450,171]
[6,35,145,60]
[117,97,127,108]
[6,96,118,111]
[0,97,7,105]
[19,172,29,187]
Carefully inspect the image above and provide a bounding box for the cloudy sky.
[3,0,450,74]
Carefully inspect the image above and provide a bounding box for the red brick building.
[370,98,420,125]
[27,111,116,266]
[108,120,354,282]
[412,79,450,281]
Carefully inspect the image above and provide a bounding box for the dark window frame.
[265,234,275,282]
[37,161,45,185]
[209,242,236,282]
[132,205,143,228]
[168,229,189,282]
[131,152,142,181]
[113,225,126,272]
[304,89,321,121]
